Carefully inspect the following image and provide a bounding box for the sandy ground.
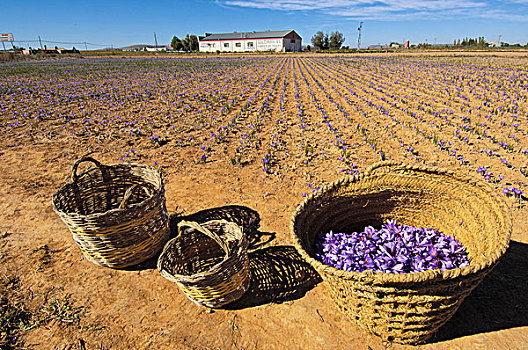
[1,52,527,349]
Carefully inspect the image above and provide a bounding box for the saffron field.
[3,56,528,199]
[1,54,527,349]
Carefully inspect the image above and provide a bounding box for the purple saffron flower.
[314,220,470,274]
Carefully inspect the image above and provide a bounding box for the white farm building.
[198,30,302,53]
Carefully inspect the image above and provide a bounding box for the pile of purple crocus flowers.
[314,220,470,274]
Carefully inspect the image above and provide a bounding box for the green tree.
[181,34,191,52]
[311,31,329,50]
[189,34,199,51]
[329,30,345,50]
[171,36,183,51]
[322,33,329,50]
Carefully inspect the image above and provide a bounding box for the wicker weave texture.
[290,162,511,344]
[52,157,170,268]
[158,220,251,308]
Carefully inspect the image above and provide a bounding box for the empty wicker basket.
[158,220,251,308]
[52,157,170,268]
[290,162,511,344]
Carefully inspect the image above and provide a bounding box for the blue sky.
[2,0,527,49]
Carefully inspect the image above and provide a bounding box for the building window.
[235,42,241,47]
[224,43,229,47]
[247,42,253,47]
[291,39,296,43]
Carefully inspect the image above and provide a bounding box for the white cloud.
[222,0,343,11]
[219,0,528,21]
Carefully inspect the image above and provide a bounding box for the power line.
[42,40,113,47]
[42,40,86,45]
[14,39,113,47]
[85,42,113,47]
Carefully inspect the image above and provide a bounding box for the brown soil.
[1,53,527,349]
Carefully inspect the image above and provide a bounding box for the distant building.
[24,47,80,55]
[367,45,388,49]
[488,41,502,47]
[121,44,166,52]
[145,45,166,52]
[198,30,302,53]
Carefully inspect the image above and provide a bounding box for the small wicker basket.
[290,162,512,344]
[157,220,251,308]
[52,157,170,268]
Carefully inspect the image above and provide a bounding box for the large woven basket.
[158,220,251,308]
[290,162,511,344]
[52,157,170,268]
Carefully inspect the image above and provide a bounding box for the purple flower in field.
[314,220,470,274]
[476,166,488,174]
[503,187,523,197]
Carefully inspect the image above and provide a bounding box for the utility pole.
[38,35,43,49]
[498,34,502,46]
[154,32,158,47]
[357,21,363,50]
[84,41,88,51]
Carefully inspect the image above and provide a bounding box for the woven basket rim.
[51,162,163,220]
[158,219,246,283]
[290,161,512,285]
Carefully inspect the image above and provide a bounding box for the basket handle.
[70,156,111,214]
[71,156,106,182]
[177,220,229,256]
[118,183,154,210]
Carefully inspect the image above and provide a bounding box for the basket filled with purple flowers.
[290,162,511,344]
